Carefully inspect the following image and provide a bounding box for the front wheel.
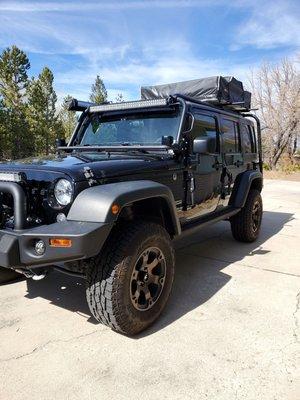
[86,222,175,335]
[230,189,263,242]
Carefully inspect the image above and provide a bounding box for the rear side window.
[241,124,253,153]
[248,125,257,153]
[222,119,240,153]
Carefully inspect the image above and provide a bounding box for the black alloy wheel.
[130,247,166,311]
[230,189,263,242]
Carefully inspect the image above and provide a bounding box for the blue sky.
[0,0,299,102]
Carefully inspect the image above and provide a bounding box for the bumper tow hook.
[15,268,47,280]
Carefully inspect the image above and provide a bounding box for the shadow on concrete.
[25,210,294,334]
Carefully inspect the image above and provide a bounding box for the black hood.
[0,152,170,182]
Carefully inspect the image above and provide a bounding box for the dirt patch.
[264,171,300,181]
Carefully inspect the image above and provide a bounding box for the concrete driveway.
[0,179,299,400]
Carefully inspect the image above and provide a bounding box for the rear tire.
[0,267,21,284]
[86,222,175,335]
[230,189,263,242]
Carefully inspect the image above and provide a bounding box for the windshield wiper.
[119,149,166,160]
[58,145,171,160]
[58,145,170,153]
[113,143,170,159]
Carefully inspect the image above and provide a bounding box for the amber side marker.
[111,204,120,215]
[49,238,72,248]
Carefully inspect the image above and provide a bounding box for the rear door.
[219,117,244,205]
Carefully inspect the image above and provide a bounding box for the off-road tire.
[86,222,175,335]
[0,267,21,284]
[230,189,263,242]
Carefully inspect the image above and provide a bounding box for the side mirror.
[193,137,216,154]
[56,138,67,148]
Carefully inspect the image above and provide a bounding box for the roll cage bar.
[62,97,263,172]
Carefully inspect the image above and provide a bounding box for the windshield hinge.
[83,167,97,186]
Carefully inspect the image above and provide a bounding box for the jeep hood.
[0,152,170,182]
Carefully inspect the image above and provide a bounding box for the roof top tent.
[141,76,251,112]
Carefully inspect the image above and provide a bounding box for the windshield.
[78,110,181,146]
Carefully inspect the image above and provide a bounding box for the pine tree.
[27,67,61,155]
[59,95,77,141]
[0,46,31,159]
[90,75,107,104]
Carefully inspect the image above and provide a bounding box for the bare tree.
[249,59,300,169]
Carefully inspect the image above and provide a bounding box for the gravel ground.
[0,179,299,400]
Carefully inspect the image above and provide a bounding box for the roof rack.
[174,93,228,109]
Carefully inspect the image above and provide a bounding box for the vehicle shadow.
[25,210,294,334]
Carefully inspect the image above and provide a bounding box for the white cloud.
[232,1,300,49]
[53,41,259,101]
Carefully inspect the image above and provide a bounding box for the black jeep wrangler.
[0,76,263,335]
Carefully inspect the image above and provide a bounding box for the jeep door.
[179,111,222,222]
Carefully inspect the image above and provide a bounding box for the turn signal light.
[111,204,120,215]
[49,238,72,248]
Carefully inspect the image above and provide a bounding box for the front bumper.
[0,220,113,269]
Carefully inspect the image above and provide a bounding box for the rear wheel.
[86,222,175,335]
[230,189,263,242]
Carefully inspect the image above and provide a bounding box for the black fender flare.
[67,180,181,235]
[230,170,263,208]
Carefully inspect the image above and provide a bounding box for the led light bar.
[89,98,169,113]
[67,98,96,112]
[0,172,25,182]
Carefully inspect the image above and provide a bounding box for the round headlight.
[54,179,73,206]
